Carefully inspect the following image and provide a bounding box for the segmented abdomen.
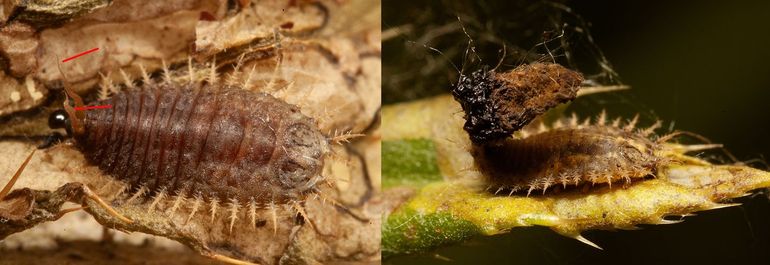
[76,86,328,204]
[474,125,660,194]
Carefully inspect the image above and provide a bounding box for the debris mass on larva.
[451,62,584,144]
[451,62,670,195]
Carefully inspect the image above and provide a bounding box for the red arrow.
[62,47,99,62]
[75,105,112,111]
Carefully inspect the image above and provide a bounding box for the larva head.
[44,94,86,143]
[48,109,72,135]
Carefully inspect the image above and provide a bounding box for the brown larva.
[79,87,327,204]
[46,61,334,225]
[452,62,675,196]
[474,112,666,195]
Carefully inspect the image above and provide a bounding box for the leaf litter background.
[383,0,770,264]
[0,0,381,264]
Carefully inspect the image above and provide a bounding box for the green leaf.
[382,139,442,188]
[383,209,479,258]
[381,94,770,257]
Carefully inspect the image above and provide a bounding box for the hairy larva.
[47,63,334,225]
[451,62,673,196]
[452,62,584,144]
[75,86,328,204]
[475,113,666,195]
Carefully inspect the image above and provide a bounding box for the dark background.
[384,0,770,264]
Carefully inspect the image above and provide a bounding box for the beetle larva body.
[474,121,661,195]
[74,86,329,204]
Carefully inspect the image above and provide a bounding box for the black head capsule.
[39,109,72,149]
[48,109,71,131]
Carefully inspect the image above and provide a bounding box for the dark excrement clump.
[451,68,506,144]
[451,63,584,144]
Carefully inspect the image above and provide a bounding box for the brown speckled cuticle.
[74,85,328,204]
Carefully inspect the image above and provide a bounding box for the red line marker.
[62,48,99,62]
[74,105,112,111]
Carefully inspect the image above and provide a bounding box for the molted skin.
[474,125,660,194]
[74,86,328,203]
